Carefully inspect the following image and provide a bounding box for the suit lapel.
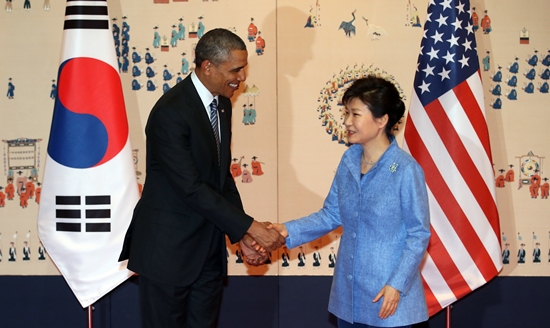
[182,76,229,189]
[183,77,219,168]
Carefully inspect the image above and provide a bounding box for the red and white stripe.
[403,72,502,315]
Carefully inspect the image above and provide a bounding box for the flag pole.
[88,305,93,328]
[446,305,451,328]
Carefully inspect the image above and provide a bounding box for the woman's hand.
[372,285,400,319]
[267,223,289,238]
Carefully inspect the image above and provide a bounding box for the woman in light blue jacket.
[273,76,430,327]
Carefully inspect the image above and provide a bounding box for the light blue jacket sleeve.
[385,162,430,295]
[284,166,343,249]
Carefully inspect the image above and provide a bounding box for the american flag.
[403,0,502,316]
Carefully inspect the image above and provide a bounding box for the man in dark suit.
[119,28,284,328]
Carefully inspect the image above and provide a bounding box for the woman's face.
[343,97,387,146]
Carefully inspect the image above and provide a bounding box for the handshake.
[240,221,288,266]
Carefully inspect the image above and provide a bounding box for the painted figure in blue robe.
[281,250,290,267]
[146,80,156,92]
[492,70,502,82]
[508,61,519,74]
[132,79,141,91]
[22,242,30,261]
[152,27,161,48]
[304,9,315,28]
[242,104,251,125]
[525,68,536,81]
[145,49,154,64]
[131,48,141,63]
[507,75,517,87]
[491,97,502,110]
[122,25,130,43]
[502,244,510,264]
[132,65,142,77]
[482,52,490,71]
[507,89,517,100]
[121,53,129,73]
[176,73,183,84]
[38,243,46,260]
[170,25,178,47]
[112,18,120,37]
[539,82,549,93]
[540,68,550,80]
[146,66,156,78]
[113,28,120,44]
[491,84,501,96]
[313,247,321,267]
[527,53,538,67]
[542,52,550,67]
[162,66,172,81]
[197,17,205,39]
[121,38,129,57]
[523,82,534,94]
[50,80,57,99]
[9,243,16,261]
[533,243,541,263]
[181,53,189,74]
[328,252,336,268]
[517,244,526,264]
[122,19,130,42]
[297,247,305,267]
[6,78,14,99]
[178,19,185,40]
[162,82,171,94]
[113,32,120,57]
[112,28,120,46]
[249,104,257,124]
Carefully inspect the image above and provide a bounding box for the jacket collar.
[342,137,398,184]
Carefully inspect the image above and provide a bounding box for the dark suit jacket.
[119,75,253,286]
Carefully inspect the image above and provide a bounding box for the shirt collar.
[191,71,218,111]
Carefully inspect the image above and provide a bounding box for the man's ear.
[202,60,212,75]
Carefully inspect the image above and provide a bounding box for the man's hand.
[247,220,285,252]
[372,285,400,319]
[241,233,266,255]
[240,235,269,266]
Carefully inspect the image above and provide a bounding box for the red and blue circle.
[48,57,128,168]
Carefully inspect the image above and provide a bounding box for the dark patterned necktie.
[209,99,220,164]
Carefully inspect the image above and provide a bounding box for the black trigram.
[64,0,109,30]
[55,195,111,232]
